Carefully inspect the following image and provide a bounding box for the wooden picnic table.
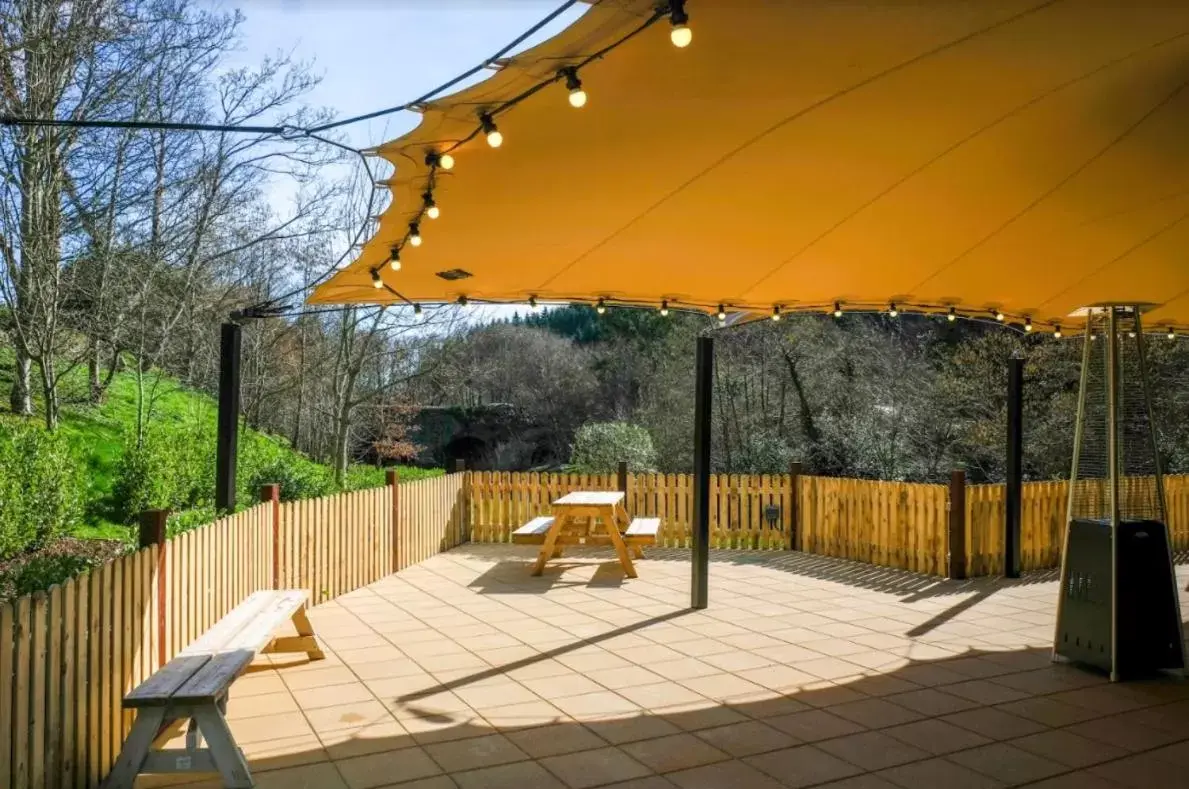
[534,491,638,578]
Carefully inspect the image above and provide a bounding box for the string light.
[660,299,669,317]
[1053,326,1063,339]
[425,151,454,171]
[1090,333,1098,341]
[388,245,401,271]
[947,306,957,322]
[422,192,439,220]
[529,295,540,312]
[994,309,1005,322]
[458,295,468,307]
[560,67,586,108]
[1024,317,1033,333]
[888,302,898,318]
[717,304,726,322]
[771,305,782,322]
[413,303,423,316]
[479,113,502,148]
[1169,329,1178,340]
[370,269,383,289]
[669,0,691,47]
[596,298,607,315]
[408,222,422,247]
[832,302,843,319]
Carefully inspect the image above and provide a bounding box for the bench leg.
[631,545,644,559]
[291,604,325,661]
[193,705,253,788]
[100,707,165,789]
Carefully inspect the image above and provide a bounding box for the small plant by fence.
[0,472,465,789]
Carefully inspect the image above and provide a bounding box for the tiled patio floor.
[144,545,1189,789]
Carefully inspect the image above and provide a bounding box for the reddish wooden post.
[788,462,803,551]
[138,509,169,668]
[948,470,968,580]
[453,458,466,474]
[386,469,399,572]
[260,484,281,589]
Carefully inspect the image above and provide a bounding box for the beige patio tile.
[539,746,653,789]
[586,714,684,745]
[1065,714,1184,752]
[597,665,668,689]
[338,645,407,665]
[995,696,1102,727]
[943,678,1030,705]
[676,673,768,702]
[877,757,1008,789]
[794,657,867,682]
[886,688,979,716]
[617,681,710,710]
[649,657,720,681]
[882,717,991,755]
[766,709,865,742]
[506,723,608,758]
[233,672,288,697]
[1011,728,1128,768]
[829,698,924,729]
[948,742,1068,785]
[694,720,798,757]
[551,690,641,720]
[521,673,606,699]
[656,701,750,732]
[477,699,569,729]
[229,710,316,744]
[452,760,566,789]
[304,700,394,735]
[746,744,864,788]
[818,730,932,771]
[622,733,730,773]
[423,732,528,772]
[294,681,376,711]
[226,690,301,720]
[374,777,458,789]
[940,707,1047,740]
[452,680,541,708]
[250,761,349,789]
[666,759,786,789]
[336,746,443,789]
[699,650,773,672]
[320,716,415,760]
[281,664,362,691]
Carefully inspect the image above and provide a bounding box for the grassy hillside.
[0,349,438,540]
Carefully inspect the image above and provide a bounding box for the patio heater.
[1053,305,1184,680]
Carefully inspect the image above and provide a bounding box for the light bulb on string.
[596,298,607,315]
[660,300,669,317]
[413,303,423,317]
[1054,326,1063,339]
[1128,331,1137,339]
[422,192,439,220]
[771,305,782,322]
[561,67,586,108]
[1169,329,1178,340]
[458,295,468,307]
[529,296,540,312]
[408,222,422,247]
[947,306,957,322]
[388,245,401,271]
[1024,318,1033,333]
[479,113,502,148]
[426,151,454,171]
[717,304,726,322]
[370,269,383,289]
[669,0,691,47]
[888,302,898,318]
[994,309,1005,322]
[832,302,843,319]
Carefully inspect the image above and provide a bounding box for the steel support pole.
[215,322,242,514]
[1106,307,1120,681]
[691,335,713,610]
[1005,356,1024,578]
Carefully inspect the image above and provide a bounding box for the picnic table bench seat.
[101,589,324,789]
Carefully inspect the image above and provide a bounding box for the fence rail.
[0,473,465,789]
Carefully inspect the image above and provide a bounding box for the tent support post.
[691,335,713,610]
[215,321,242,514]
[1005,355,1023,578]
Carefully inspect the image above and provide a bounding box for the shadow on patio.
[144,544,1189,789]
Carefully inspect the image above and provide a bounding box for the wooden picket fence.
[0,472,466,789]
[468,470,1189,579]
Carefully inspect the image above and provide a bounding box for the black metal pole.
[1005,355,1024,578]
[691,335,713,609]
[215,322,242,514]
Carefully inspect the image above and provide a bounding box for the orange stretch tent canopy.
[310,0,1189,333]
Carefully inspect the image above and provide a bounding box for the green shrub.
[111,421,216,524]
[3,553,98,598]
[238,437,335,502]
[569,422,657,473]
[0,419,85,560]
[166,506,218,538]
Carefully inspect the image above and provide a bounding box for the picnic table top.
[552,491,625,507]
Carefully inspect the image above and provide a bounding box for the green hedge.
[0,419,85,560]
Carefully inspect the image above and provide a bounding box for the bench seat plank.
[171,650,256,704]
[625,518,660,543]
[179,591,278,656]
[124,655,212,708]
[512,516,555,544]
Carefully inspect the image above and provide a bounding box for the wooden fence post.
[259,484,281,589]
[138,509,168,668]
[948,470,967,580]
[617,461,628,514]
[386,469,400,572]
[789,462,803,551]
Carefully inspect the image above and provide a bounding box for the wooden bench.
[512,516,555,544]
[512,515,660,557]
[624,517,661,545]
[101,590,324,789]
